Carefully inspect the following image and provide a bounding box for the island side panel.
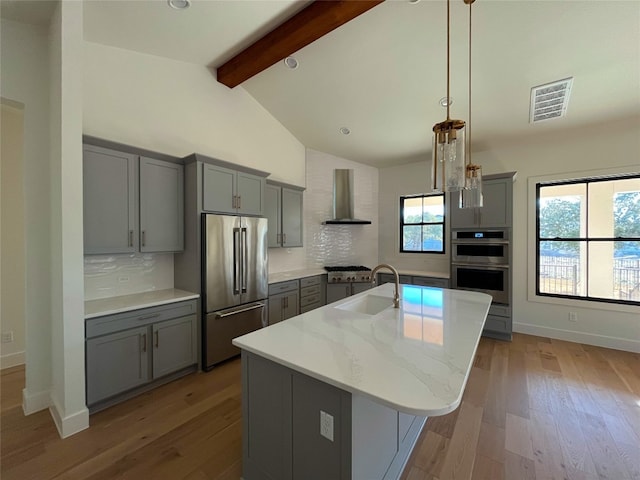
[242,352,293,480]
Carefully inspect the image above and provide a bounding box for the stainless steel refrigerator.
[202,214,268,370]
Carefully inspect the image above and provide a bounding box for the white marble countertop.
[233,283,490,416]
[269,268,327,284]
[85,288,199,319]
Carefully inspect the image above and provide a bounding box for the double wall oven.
[451,229,510,305]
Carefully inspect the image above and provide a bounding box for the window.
[400,194,445,253]
[536,174,640,305]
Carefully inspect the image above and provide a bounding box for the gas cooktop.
[324,266,372,283]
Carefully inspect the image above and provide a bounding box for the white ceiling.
[4,0,639,168]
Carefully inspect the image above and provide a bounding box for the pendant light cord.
[467,0,472,166]
[446,0,451,121]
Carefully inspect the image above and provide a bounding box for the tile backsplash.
[84,253,174,300]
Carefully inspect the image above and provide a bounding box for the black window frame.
[400,193,446,254]
[535,173,640,306]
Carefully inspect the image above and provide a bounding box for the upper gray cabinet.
[83,143,184,254]
[266,180,304,248]
[449,172,516,229]
[83,145,138,254]
[202,163,265,216]
[139,157,184,252]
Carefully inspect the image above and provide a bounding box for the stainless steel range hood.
[323,169,372,225]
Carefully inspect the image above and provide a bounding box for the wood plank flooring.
[2,333,639,480]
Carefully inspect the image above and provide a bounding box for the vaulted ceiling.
[4,0,639,167]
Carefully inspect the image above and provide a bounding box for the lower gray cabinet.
[378,273,449,289]
[268,280,299,324]
[85,299,197,412]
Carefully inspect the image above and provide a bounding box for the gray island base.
[233,283,492,480]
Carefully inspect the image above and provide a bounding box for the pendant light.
[460,0,483,208]
[431,0,466,193]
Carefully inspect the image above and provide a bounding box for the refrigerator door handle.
[215,302,265,318]
[233,227,241,295]
[241,228,248,293]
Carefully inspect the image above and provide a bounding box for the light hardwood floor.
[1,333,639,480]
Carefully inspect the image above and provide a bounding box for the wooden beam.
[216,0,384,88]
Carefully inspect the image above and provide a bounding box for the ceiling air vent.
[529,77,573,123]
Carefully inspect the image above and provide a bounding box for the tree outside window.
[400,194,445,254]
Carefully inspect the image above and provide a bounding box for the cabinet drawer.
[300,284,321,297]
[300,276,321,288]
[411,276,449,288]
[378,273,411,284]
[488,304,511,318]
[300,302,322,314]
[86,300,197,339]
[300,293,321,308]
[484,314,510,334]
[269,280,299,295]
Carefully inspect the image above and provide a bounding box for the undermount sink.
[335,294,394,316]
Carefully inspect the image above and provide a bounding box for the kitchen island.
[233,283,491,480]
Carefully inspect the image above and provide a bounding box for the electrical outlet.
[568,312,578,322]
[1,331,14,343]
[320,410,334,442]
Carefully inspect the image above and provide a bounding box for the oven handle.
[451,239,510,245]
[452,262,510,269]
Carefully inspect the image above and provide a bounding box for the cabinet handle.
[282,233,286,245]
[232,195,236,209]
[137,313,160,321]
[276,233,281,244]
[238,195,241,209]
[141,333,147,353]
[129,230,134,247]
[141,230,146,247]
[155,331,159,348]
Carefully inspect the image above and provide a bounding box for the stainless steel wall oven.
[451,229,510,305]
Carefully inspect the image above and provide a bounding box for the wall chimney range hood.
[323,169,372,225]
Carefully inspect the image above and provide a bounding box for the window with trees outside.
[536,174,640,305]
[400,194,445,253]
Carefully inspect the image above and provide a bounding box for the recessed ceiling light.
[339,127,351,135]
[283,57,299,69]
[168,0,191,10]
[439,97,453,107]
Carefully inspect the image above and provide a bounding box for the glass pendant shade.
[431,120,466,192]
[460,165,483,208]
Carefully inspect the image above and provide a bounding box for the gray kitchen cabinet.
[299,275,326,313]
[411,275,449,288]
[266,180,304,248]
[85,299,197,413]
[449,172,516,229]
[202,163,265,216]
[83,144,137,254]
[378,273,412,285]
[83,142,184,254]
[139,156,184,252]
[268,280,299,324]
[483,303,512,340]
[326,283,352,304]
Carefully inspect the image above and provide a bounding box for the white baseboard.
[513,322,640,353]
[49,393,89,438]
[22,387,51,415]
[1,351,25,369]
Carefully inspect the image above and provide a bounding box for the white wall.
[48,1,89,437]
[83,41,305,187]
[1,102,26,369]
[378,161,449,274]
[379,117,640,352]
[1,18,53,413]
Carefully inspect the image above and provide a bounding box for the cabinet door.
[152,315,197,379]
[448,191,475,229]
[412,276,449,288]
[478,179,510,227]
[282,292,299,320]
[268,295,284,325]
[281,188,303,247]
[139,157,184,252]
[86,326,150,405]
[237,172,265,216]
[83,145,137,254]
[326,284,351,304]
[202,163,236,213]
[265,184,282,247]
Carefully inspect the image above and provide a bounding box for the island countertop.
[233,283,491,417]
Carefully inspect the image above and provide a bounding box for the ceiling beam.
[216,0,384,89]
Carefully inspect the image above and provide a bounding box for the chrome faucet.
[371,264,400,308]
